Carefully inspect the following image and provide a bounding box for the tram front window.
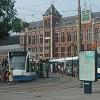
[12,56,26,70]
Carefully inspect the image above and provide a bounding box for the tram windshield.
[11,56,26,70]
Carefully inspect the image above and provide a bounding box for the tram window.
[12,56,25,70]
[97,57,100,67]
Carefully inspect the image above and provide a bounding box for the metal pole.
[77,0,82,53]
[24,34,26,51]
[78,0,83,88]
[50,4,53,59]
[48,4,53,73]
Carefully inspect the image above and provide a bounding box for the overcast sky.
[15,0,100,22]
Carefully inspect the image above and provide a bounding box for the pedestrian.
[4,69,8,82]
[36,66,39,78]
[6,69,10,82]
[58,65,60,74]
[8,68,14,85]
[1,58,5,68]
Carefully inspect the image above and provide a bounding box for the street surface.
[0,73,100,100]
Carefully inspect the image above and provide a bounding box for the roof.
[0,44,23,53]
[27,5,100,29]
[92,12,100,22]
[28,21,43,30]
[43,4,62,17]
[55,16,77,27]
[0,35,20,46]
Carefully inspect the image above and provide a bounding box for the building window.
[36,35,39,44]
[45,54,49,57]
[61,53,65,57]
[44,19,50,28]
[33,48,36,52]
[87,33,91,40]
[95,28,99,33]
[45,39,50,43]
[87,44,91,50]
[45,46,49,50]
[67,35,71,42]
[55,53,58,57]
[87,28,92,33]
[45,32,50,37]
[40,47,43,52]
[55,37,58,43]
[68,53,71,57]
[61,47,65,57]
[55,47,58,52]
[40,34,43,37]
[55,33,59,43]
[61,32,65,42]
[40,34,43,44]
[40,54,43,58]
[40,38,43,44]
[32,35,35,44]
[61,47,65,52]
[73,35,77,41]
[67,46,71,52]
[28,36,31,44]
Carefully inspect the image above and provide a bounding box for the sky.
[15,0,100,22]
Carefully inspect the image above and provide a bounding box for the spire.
[50,0,54,5]
[43,4,62,17]
[84,0,87,10]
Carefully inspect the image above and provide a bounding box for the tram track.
[0,77,80,94]
[0,82,80,94]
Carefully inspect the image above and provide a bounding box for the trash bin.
[84,81,92,94]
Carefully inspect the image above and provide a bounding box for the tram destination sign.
[9,51,27,57]
[79,51,96,81]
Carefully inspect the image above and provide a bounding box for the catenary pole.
[78,0,83,88]
[77,0,82,53]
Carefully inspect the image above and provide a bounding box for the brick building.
[20,5,100,60]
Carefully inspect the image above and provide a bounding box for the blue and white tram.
[8,51,37,81]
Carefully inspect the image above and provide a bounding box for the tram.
[50,53,100,78]
[97,54,100,78]
[49,56,78,76]
[8,51,37,81]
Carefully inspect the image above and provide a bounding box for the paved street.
[0,74,100,100]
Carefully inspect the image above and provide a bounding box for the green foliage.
[0,0,16,40]
[12,17,29,33]
[12,17,22,32]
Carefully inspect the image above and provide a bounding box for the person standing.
[9,68,14,84]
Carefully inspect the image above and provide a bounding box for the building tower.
[43,4,62,59]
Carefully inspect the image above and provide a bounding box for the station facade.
[1,5,100,62]
[20,5,100,60]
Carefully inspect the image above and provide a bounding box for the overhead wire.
[15,0,78,22]
[88,0,100,12]
[15,2,50,9]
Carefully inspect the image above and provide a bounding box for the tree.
[0,0,16,40]
[12,17,29,33]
